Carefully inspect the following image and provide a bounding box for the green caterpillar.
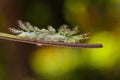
[9,20,90,43]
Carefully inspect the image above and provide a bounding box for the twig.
[0,33,103,48]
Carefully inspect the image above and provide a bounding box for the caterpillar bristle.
[17,20,30,32]
[47,25,56,33]
[24,22,36,32]
[9,28,24,34]
[34,26,41,32]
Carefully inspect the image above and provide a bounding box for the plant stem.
[0,32,103,48]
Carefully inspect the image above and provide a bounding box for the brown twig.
[0,34,103,48]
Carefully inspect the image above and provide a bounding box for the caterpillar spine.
[9,20,90,43]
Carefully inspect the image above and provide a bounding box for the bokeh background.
[0,0,120,80]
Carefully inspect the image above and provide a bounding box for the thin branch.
[0,32,103,48]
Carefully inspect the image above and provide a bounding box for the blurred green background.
[0,0,120,80]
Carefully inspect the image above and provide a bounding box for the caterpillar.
[9,20,90,43]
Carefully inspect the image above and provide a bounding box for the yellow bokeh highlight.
[30,47,82,78]
[87,31,119,70]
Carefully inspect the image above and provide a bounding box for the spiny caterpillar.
[9,20,90,43]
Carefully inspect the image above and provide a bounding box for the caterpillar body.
[9,21,90,43]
